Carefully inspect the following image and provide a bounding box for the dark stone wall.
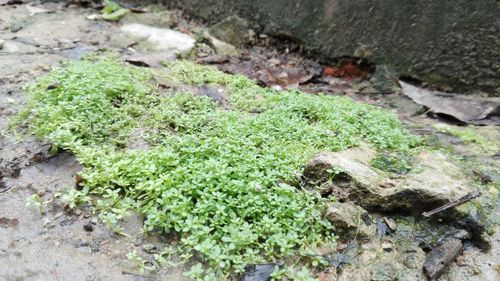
[165,0,500,95]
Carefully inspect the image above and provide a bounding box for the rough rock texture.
[120,23,195,52]
[337,240,427,281]
[166,0,500,94]
[323,202,375,240]
[423,238,463,279]
[202,31,239,57]
[208,16,254,47]
[303,149,470,214]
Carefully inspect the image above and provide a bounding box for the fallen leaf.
[401,82,500,125]
[102,8,130,21]
[323,58,373,80]
[260,66,312,90]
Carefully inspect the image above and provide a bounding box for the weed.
[433,123,498,154]
[370,152,414,175]
[17,56,421,278]
[127,250,155,273]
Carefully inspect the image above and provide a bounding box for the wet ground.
[0,2,499,281]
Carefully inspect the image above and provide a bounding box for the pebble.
[43,218,55,229]
[10,22,23,33]
[383,217,397,232]
[0,39,4,50]
[142,243,157,254]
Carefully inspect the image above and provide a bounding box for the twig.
[422,190,481,218]
[121,270,149,278]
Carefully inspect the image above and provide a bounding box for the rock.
[123,10,175,28]
[370,262,395,281]
[196,84,229,107]
[323,202,375,240]
[388,95,426,117]
[383,217,397,232]
[369,66,401,94]
[375,217,389,236]
[0,39,4,50]
[243,264,279,281]
[302,144,380,200]
[61,44,97,59]
[423,238,463,279]
[142,243,157,254]
[337,240,426,281]
[9,22,23,33]
[208,16,254,47]
[121,211,144,237]
[202,31,239,57]
[0,0,24,5]
[125,52,176,68]
[303,148,470,214]
[120,23,195,52]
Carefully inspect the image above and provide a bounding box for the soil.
[0,2,498,281]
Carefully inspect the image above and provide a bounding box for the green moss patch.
[16,55,420,278]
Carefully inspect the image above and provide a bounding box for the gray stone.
[323,202,375,240]
[142,243,157,254]
[370,262,395,281]
[123,10,175,28]
[243,264,279,281]
[208,16,254,47]
[202,31,239,57]
[9,22,23,33]
[121,211,144,237]
[423,238,463,279]
[383,217,397,232]
[166,0,500,95]
[369,66,401,94]
[303,148,471,213]
[120,23,195,52]
[337,240,426,281]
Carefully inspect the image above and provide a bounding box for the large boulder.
[165,0,500,95]
[303,147,470,214]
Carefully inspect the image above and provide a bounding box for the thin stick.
[422,190,481,218]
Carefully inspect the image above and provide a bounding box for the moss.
[433,123,498,154]
[16,56,422,278]
[370,151,414,175]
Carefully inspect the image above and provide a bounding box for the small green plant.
[154,246,180,267]
[16,56,421,278]
[127,250,155,273]
[25,194,44,214]
[101,0,129,21]
[293,267,317,281]
[184,263,205,280]
[433,123,498,154]
[370,152,414,175]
